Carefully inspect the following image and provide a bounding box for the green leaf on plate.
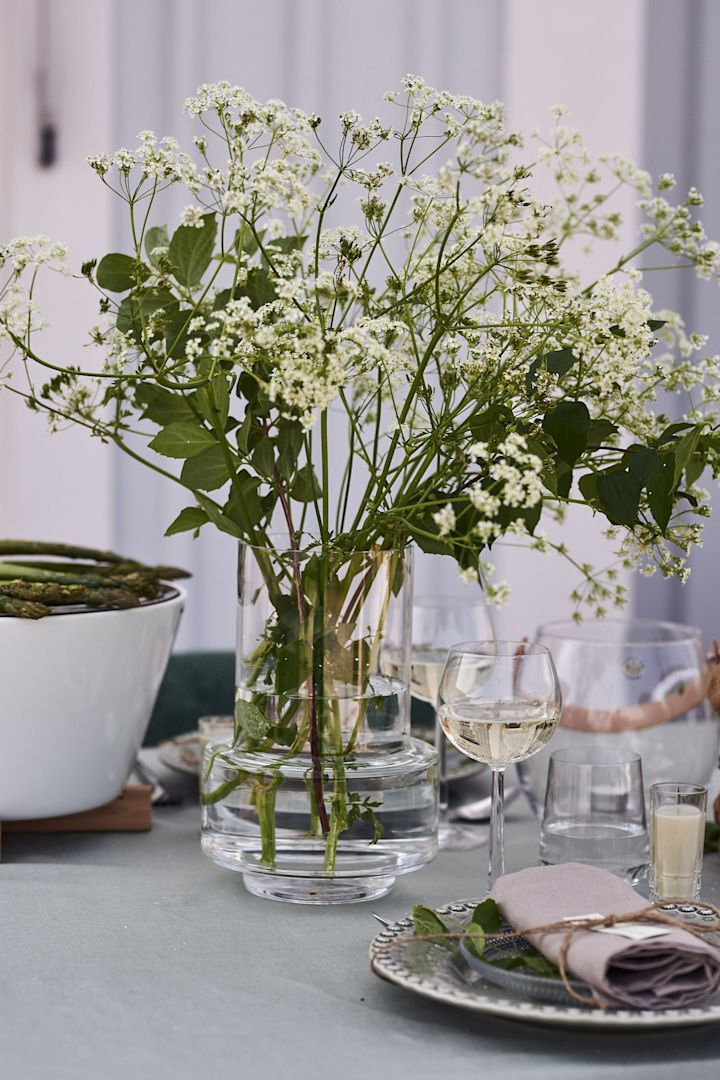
[472,897,504,933]
[411,906,454,950]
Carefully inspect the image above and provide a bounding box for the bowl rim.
[0,582,186,622]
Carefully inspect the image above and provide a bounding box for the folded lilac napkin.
[490,863,720,1010]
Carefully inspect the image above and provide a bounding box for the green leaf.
[234,699,270,742]
[555,459,573,499]
[587,419,619,445]
[276,422,304,480]
[149,421,217,459]
[196,374,231,427]
[116,286,179,343]
[168,213,217,287]
[195,493,244,538]
[136,384,196,425]
[164,505,209,537]
[673,428,702,485]
[144,226,169,268]
[251,437,276,478]
[361,804,385,844]
[181,445,232,491]
[97,253,147,293]
[224,471,265,533]
[239,267,277,309]
[526,347,576,391]
[522,954,563,978]
[542,400,591,467]
[412,906,454,949]
[233,225,260,257]
[641,449,676,533]
[471,898,503,933]
[595,469,642,526]
[468,403,513,444]
[685,450,706,487]
[647,318,667,331]
[463,922,487,959]
[655,421,695,447]
[265,234,307,256]
[275,639,311,695]
[235,412,256,455]
[626,445,658,483]
[164,309,193,360]
[290,464,322,502]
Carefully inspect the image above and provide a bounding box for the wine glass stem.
[435,714,449,817]
[488,765,506,892]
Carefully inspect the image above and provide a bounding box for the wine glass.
[411,595,494,850]
[438,641,562,891]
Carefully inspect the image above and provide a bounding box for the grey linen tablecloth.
[2,757,720,1080]
[491,862,720,1009]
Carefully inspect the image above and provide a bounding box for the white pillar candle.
[651,804,705,899]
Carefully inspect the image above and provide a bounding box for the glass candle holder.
[650,782,708,902]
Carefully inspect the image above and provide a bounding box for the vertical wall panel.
[0,0,115,547]
[636,0,720,641]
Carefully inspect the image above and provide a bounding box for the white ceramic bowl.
[0,586,184,819]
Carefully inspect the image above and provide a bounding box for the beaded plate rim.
[369,898,720,1030]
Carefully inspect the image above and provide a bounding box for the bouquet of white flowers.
[2,77,719,890]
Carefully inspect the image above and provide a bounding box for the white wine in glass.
[381,646,447,706]
[437,699,559,764]
[438,641,561,890]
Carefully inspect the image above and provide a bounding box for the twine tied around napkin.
[396,901,720,1010]
[473,903,720,1009]
[490,863,720,1010]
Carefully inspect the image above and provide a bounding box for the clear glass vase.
[522,619,720,810]
[201,541,438,903]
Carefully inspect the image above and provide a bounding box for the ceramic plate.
[370,899,720,1030]
[158,732,204,775]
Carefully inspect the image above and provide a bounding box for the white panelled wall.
[0,0,115,549]
[0,0,658,648]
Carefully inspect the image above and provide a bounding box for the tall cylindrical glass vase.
[201,542,437,903]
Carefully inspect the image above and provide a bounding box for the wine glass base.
[438,820,488,851]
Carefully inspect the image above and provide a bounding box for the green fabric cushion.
[144,650,235,746]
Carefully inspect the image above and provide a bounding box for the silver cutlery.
[371,911,392,927]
